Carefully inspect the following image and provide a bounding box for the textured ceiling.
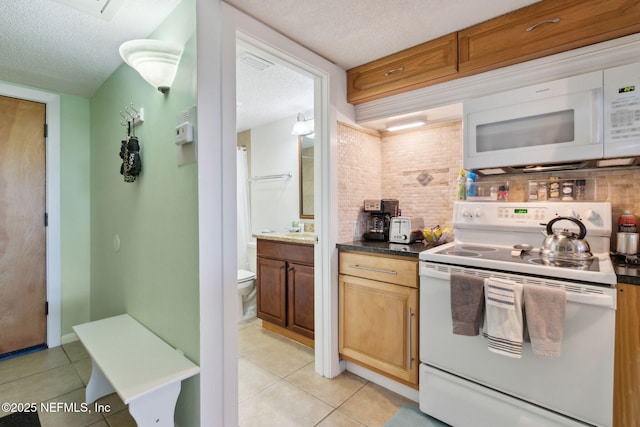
[225,0,541,70]
[0,0,182,97]
[1,0,541,130]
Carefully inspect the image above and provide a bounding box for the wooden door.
[287,262,314,339]
[256,256,287,327]
[0,95,47,356]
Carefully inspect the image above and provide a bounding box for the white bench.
[73,314,200,427]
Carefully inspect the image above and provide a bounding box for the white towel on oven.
[483,277,524,358]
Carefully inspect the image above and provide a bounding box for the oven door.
[419,262,615,427]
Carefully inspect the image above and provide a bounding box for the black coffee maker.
[362,199,399,241]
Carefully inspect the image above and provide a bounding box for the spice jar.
[561,180,574,200]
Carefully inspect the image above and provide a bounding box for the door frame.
[0,83,61,349]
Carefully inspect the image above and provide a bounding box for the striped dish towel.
[483,278,524,358]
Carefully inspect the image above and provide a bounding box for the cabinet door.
[256,257,287,327]
[347,33,457,104]
[287,263,314,339]
[339,274,418,386]
[614,283,640,427]
[459,0,640,75]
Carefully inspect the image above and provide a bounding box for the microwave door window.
[477,109,575,152]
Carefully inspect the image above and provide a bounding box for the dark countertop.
[613,255,640,286]
[336,240,428,259]
[338,242,640,286]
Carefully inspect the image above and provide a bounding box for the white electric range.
[419,201,616,427]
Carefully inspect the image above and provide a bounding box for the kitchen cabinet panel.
[257,239,314,344]
[339,250,419,387]
[339,251,418,288]
[347,33,458,105]
[458,0,640,75]
[614,282,640,427]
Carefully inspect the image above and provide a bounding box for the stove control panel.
[454,201,612,235]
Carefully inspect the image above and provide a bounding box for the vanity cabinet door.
[256,256,287,327]
[287,262,315,339]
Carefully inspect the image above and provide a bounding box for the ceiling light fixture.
[119,39,183,94]
[291,113,314,136]
[386,119,427,132]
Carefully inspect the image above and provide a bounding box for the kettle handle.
[546,216,587,239]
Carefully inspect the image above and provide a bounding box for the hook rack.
[119,103,145,128]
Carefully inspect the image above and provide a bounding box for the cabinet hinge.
[45,301,49,315]
[44,213,48,227]
[44,123,48,138]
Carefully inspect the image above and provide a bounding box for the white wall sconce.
[291,113,314,136]
[119,39,183,94]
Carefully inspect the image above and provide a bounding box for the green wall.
[89,0,200,425]
[60,94,92,336]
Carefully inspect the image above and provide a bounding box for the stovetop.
[436,244,601,272]
[420,241,616,285]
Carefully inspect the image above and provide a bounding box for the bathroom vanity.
[255,234,315,347]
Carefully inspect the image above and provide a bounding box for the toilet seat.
[238,269,256,284]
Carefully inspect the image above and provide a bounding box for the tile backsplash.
[338,120,640,249]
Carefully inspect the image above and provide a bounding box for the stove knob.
[461,208,472,218]
[473,208,483,218]
[584,209,599,221]
[565,209,579,219]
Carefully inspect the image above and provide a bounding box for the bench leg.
[86,359,116,404]
[128,382,181,427]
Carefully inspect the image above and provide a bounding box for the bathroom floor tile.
[244,335,314,378]
[238,357,280,403]
[285,362,367,408]
[239,380,333,427]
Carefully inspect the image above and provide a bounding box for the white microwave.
[464,63,640,174]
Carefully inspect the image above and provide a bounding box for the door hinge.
[45,301,49,315]
[44,123,48,138]
[45,212,48,227]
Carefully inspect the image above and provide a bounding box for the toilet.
[237,269,256,321]
[237,240,257,321]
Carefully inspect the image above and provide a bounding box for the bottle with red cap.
[618,210,638,233]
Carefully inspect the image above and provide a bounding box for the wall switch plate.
[175,122,194,145]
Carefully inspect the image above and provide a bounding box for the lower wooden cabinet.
[614,282,640,427]
[339,250,419,387]
[257,239,314,343]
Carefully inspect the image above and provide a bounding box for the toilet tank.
[247,240,257,273]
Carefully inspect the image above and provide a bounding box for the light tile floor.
[0,319,415,427]
[0,341,135,427]
[238,318,417,427]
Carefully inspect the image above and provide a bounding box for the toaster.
[389,217,424,244]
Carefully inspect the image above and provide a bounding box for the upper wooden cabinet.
[346,0,640,105]
[459,0,640,75]
[346,33,458,105]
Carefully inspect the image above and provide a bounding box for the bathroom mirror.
[299,135,314,219]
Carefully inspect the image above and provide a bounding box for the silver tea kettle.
[540,216,593,261]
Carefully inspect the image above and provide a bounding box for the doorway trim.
[0,83,61,348]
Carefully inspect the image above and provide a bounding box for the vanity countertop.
[254,232,317,245]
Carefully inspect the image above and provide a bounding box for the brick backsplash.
[338,120,640,249]
[337,121,462,242]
